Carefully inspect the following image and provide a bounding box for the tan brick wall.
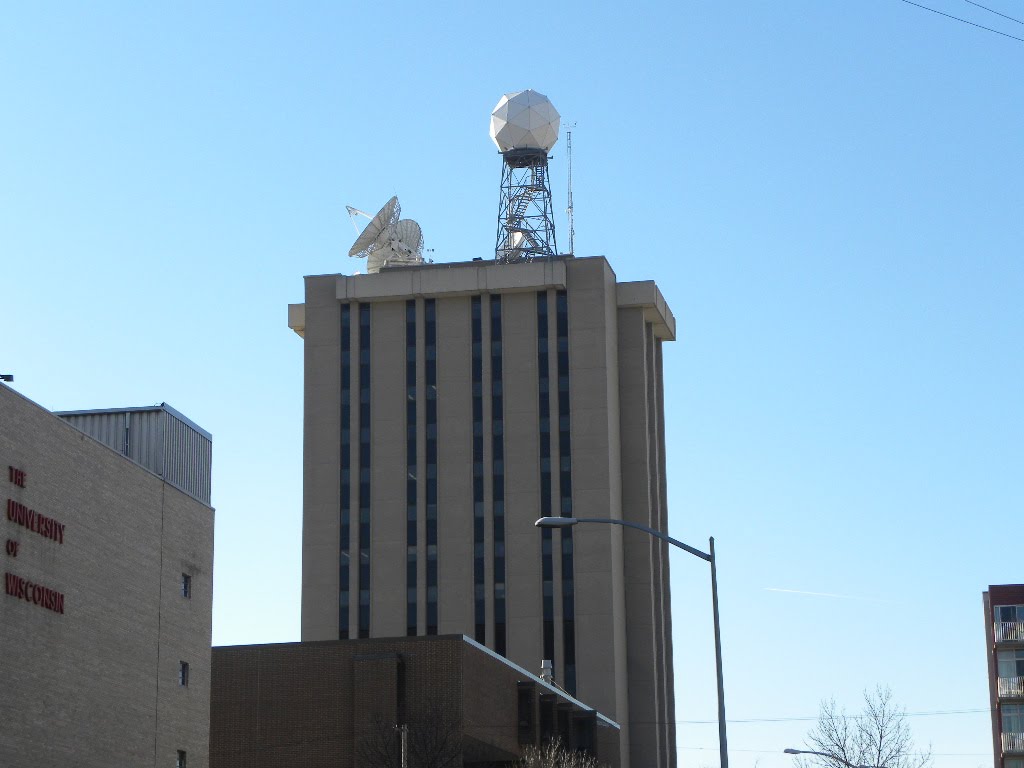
[0,385,213,768]
[296,257,674,768]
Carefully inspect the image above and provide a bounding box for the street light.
[784,747,873,768]
[535,515,728,768]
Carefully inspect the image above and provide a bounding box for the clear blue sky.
[2,3,1020,767]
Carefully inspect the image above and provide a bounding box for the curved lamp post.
[784,747,873,768]
[535,515,728,768]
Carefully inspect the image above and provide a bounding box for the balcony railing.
[999,677,1024,698]
[996,622,1024,643]
[1004,732,1024,753]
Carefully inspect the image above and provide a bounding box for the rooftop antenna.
[489,90,560,262]
[565,122,576,256]
[346,205,373,234]
[347,196,425,274]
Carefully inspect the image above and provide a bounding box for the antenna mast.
[489,90,561,262]
[566,124,576,256]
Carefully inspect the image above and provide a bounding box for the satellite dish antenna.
[347,196,425,274]
[346,205,373,234]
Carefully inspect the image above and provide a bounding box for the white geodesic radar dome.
[489,90,560,153]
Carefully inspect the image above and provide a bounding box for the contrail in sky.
[764,587,894,603]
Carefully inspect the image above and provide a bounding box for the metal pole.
[395,723,408,768]
[534,516,730,768]
[710,536,728,768]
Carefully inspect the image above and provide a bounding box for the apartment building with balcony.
[984,585,1024,768]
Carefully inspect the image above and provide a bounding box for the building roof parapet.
[335,256,569,302]
[617,280,676,341]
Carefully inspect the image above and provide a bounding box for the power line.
[678,746,990,756]
[673,707,990,724]
[897,0,1024,42]
[964,0,1024,26]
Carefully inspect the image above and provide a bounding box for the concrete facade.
[210,635,620,768]
[290,255,677,768]
[0,384,214,768]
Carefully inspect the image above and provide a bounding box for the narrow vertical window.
[425,298,439,635]
[537,291,554,662]
[180,573,192,599]
[358,303,372,638]
[556,289,576,694]
[406,300,417,636]
[471,295,485,644]
[340,304,352,639]
[491,294,506,656]
[176,751,187,768]
[179,661,189,687]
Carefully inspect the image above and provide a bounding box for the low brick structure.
[211,635,620,767]
[0,384,214,768]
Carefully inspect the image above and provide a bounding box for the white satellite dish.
[347,196,425,274]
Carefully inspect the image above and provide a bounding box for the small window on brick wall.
[179,661,189,687]
[176,750,187,768]
[181,573,192,599]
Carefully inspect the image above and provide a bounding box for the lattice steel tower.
[489,90,560,262]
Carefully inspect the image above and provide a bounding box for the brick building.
[0,384,213,768]
[985,584,1024,768]
[210,634,620,767]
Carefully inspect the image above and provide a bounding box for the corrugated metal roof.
[55,403,212,505]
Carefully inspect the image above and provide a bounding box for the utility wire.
[672,707,990,724]
[897,0,1024,42]
[964,0,1024,26]
[677,746,989,756]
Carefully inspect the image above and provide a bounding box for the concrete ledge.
[335,259,569,301]
[287,303,305,338]
[616,281,676,341]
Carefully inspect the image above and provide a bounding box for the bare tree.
[355,713,403,768]
[355,700,462,768]
[406,704,462,768]
[798,686,932,768]
[516,737,607,768]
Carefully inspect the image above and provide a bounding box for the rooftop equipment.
[346,196,425,274]
[55,403,212,505]
[489,89,560,262]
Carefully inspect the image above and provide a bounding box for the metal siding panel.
[61,412,125,455]
[161,409,212,505]
[57,406,212,506]
[129,409,162,471]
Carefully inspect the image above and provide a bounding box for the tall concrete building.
[1,386,214,768]
[290,255,677,768]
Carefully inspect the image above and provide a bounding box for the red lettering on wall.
[4,571,64,615]
[8,466,26,488]
[5,499,64,544]
[5,539,18,557]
